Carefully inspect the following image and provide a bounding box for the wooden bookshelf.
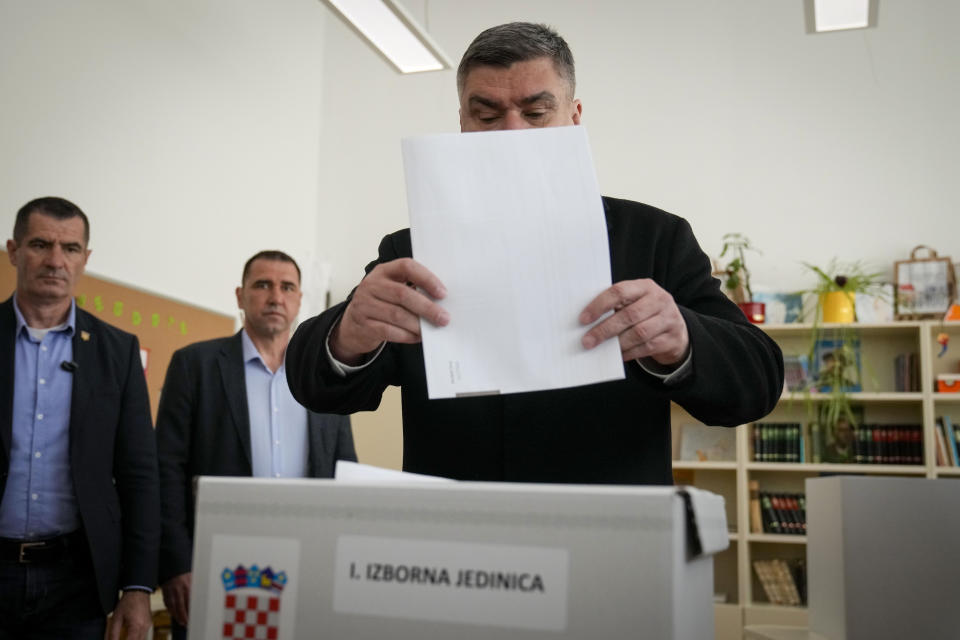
[745,462,926,474]
[935,466,960,476]
[672,460,738,471]
[746,533,808,545]
[672,319,960,636]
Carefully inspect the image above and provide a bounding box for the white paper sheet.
[334,461,453,483]
[402,125,625,399]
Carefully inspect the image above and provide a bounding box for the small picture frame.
[855,284,894,323]
[752,291,804,324]
[895,246,956,319]
[678,424,736,462]
[812,338,862,392]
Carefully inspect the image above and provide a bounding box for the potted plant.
[719,233,765,323]
[798,260,886,462]
[802,260,884,324]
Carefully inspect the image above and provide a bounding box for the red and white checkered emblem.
[222,591,280,640]
[220,564,287,639]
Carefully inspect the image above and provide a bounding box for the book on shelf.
[893,352,921,392]
[749,480,763,534]
[788,558,807,606]
[753,559,804,606]
[773,559,803,606]
[772,494,796,534]
[756,491,806,535]
[943,415,959,466]
[752,560,782,604]
[934,418,951,466]
[759,493,781,535]
[809,422,824,464]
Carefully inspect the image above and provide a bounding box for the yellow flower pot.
[821,291,855,323]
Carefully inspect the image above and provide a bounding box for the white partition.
[806,476,960,640]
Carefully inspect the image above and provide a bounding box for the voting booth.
[188,477,728,639]
[806,476,960,640]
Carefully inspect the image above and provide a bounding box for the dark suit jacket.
[286,197,784,485]
[155,331,356,583]
[0,297,160,613]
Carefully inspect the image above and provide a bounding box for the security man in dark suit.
[0,197,160,639]
[156,250,356,639]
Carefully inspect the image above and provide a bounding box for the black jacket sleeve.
[113,334,161,591]
[154,348,196,583]
[612,208,783,426]
[287,233,409,415]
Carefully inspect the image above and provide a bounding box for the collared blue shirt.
[0,295,81,539]
[241,329,309,478]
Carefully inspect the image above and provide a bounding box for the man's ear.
[6,239,16,265]
[571,99,582,125]
[235,286,243,309]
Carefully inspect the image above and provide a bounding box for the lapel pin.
[80,330,90,342]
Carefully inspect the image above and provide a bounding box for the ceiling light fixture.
[321,0,452,73]
[805,0,878,33]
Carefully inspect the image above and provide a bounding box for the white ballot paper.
[402,125,625,399]
[334,461,453,483]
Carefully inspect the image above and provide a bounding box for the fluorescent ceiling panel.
[813,0,872,32]
[324,0,451,73]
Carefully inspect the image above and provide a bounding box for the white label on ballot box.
[333,535,569,631]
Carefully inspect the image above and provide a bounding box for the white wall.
[0,0,328,317]
[1,1,957,310]
[318,0,960,303]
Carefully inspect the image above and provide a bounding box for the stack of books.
[934,416,960,466]
[752,421,923,465]
[752,558,806,606]
[852,424,924,465]
[752,422,803,462]
[893,352,921,391]
[754,491,806,536]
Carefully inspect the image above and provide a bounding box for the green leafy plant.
[801,260,885,307]
[797,260,886,444]
[719,233,760,304]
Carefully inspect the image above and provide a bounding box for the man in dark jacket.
[156,250,356,639]
[285,23,782,485]
[0,197,159,639]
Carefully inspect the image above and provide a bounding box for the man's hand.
[331,258,449,365]
[108,589,153,640]
[161,572,192,627]
[579,279,689,365]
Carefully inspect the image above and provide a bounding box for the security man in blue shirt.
[0,197,160,639]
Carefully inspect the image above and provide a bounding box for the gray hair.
[456,22,576,98]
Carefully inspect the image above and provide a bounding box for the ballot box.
[806,476,960,640]
[188,477,728,640]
